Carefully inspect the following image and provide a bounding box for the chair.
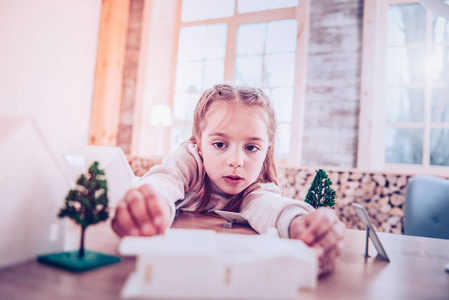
[404,175,449,239]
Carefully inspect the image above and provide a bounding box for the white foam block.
[119,229,317,299]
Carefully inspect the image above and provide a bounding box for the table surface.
[1,211,448,300]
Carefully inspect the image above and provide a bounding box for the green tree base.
[38,249,120,272]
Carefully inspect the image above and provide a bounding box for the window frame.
[358,0,449,176]
[168,0,310,166]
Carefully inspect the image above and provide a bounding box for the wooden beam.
[89,0,130,146]
[288,0,310,167]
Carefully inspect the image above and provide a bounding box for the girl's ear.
[196,142,203,158]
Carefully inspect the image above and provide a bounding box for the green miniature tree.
[305,169,336,209]
[59,161,109,258]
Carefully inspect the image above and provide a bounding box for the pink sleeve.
[239,182,314,235]
[136,143,205,225]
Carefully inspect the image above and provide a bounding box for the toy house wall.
[0,0,101,154]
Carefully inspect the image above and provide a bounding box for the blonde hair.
[188,83,278,212]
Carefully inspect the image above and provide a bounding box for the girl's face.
[198,102,269,195]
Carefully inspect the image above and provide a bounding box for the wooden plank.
[288,0,310,167]
[181,6,296,27]
[357,0,387,170]
[130,0,152,156]
[89,0,130,146]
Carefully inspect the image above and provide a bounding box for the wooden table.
[0,212,448,300]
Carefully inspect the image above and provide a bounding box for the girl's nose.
[227,148,244,168]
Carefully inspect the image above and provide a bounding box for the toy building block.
[119,229,317,299]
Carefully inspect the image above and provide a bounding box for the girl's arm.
[239,182,314,235]
[111,144,204,237]
[239,184,345,275]
[289,208,345,275]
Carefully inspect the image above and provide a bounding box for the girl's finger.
[138,184,169,234]
[300,208,337,245]
[318,239,345,275]
[126,189,156,236]
[112,200,140,236]
[315,221,346,252]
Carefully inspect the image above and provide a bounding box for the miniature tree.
[58,161,109,258]
[305,169,336,209]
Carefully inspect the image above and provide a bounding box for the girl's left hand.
[289,207,345,275]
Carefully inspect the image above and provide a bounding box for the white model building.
[119,228,317,299]
[0,117,68,269]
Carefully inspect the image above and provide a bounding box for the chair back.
[404,175,449,239]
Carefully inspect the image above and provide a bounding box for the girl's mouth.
[223,175,244,186]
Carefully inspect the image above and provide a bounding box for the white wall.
[0,0,101,154]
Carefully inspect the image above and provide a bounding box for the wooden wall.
[117,0,145,154]
[302,0,364,168]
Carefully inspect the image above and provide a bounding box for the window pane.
[208,0,234,19]
[275,123,291,158]
[266,19,297,53]
[269,0,298,10]
[178,26,207,61]
[386,47,426,85]
[238,0,297,13]
[431,87,449,123]
[238,0,268,13]
[178,24,227,61]
[182,0,234,22]
[235,55,263,86]
[175,61,203,91]
[205,24,227,59]
[173,93,200,122]
[272,88,293,123]
[385,127,423,164]
[171,125,192,152]
[430,129,449,166]
[387,4,426,46]
[429,45,449,82]
[265,53,295,87]
[386,87,424,123]
[176,24,227,92]
[181,0,207,22]
[433,14,449,42]
[203,60,225,89]
[237,23,266,55]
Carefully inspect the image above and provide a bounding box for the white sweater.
[137,143,314,238]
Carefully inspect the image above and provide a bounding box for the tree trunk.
[79,226,86,258]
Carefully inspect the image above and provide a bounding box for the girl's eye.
[213,142,227,149]
[246,145,260,152]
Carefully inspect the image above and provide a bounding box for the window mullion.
[224,20,237,82]
[422,9,433,166]
[287,0,310,166]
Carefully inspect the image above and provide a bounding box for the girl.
[111,83,345,275]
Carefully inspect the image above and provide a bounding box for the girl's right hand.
[111,183,172,237]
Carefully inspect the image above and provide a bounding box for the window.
[359,0,449,175]
[171,0,305,160]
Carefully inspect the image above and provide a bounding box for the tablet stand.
[223,219,237,229]
[364,226,370,258]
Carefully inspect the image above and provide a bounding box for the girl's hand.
[289,207,345,275]
[111,183,171,237]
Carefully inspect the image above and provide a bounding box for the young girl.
[111,83,345,275]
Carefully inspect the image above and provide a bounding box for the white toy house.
[119,228,317,299]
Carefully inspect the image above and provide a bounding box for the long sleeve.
[135,143,206,226]
[239,182,315,236]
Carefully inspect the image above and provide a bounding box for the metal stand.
[223,219,237,229]
[363,226,370,258]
